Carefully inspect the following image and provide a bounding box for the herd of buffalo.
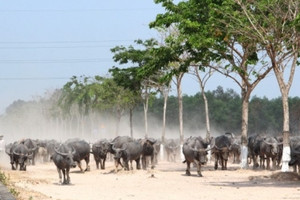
[4,132,300,184]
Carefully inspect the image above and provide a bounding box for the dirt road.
[1,158,300,200]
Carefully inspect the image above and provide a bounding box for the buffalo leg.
[221,158,225,170]
[62,169,67,184]
[224,159,228,170]
[130,160,133,170]
[84,156,90,171]
[214,154,219,170]
[103,157,106,169]
[11,162,16,170]
[185,161,191,176]
[66,168,70,184]
[114,159,120,172]
[266,157,270,170]
[142,156,147,170]
[150,155,155,169]
[194,161,202,177]
[57,168,62,184]
[123,159,129,171]
[100,157,106,170]
[136,158,141,170]
[253,155,259,169]
[77,161,83,172]
[271,157,276,170]
[259,156,265,169]
[95,157,100,169]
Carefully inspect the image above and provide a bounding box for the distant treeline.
[135,86,300,136]
[1,86,299,141]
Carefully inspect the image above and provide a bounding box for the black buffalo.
[289,136,300,173]
[109,136,134,168]
[112,140,143,171]
[164,138,180,162]
[153,139,161,164]
[182,136,210,177]
[258,136,282,170]
[6,142,32,171]
[51,144,77,184]
[211,134,232,170]
[289,147,300,174]
[65,139,90,172]
[248,134,261,169]
[140,138,157,170]
[23,138,38,165]
[92,139,110,169]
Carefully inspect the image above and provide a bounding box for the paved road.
[0,183,16,200]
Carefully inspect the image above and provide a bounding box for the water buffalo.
[23,138,38,165]
[289,136,300,173]
[182,136,210,177]
[112,140,143,171]
[66,139,90,172]
[248,134,261,169]
[51,144,77,184]
[140,138,157,170]
[153,139,161,164]
[259,136,282,170]
[211,134,232,170]
[164,138,180,162]
[92,139,110,169]
[109,136,134,168]
[6,142,32,171]
[229,135,241,164]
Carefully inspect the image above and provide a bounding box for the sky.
[0,0,299,114]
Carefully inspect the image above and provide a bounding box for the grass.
[0,169,20,198]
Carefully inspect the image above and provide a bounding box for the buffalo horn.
[263,140,275,146]
[54,147,69,156]
[27,152,33,159]
[13,150,24,156]
[111,144,117,152]
[5,148,12,156]
[292,148,300,154]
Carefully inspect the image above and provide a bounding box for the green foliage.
[0,170,8,185]
[0,170,19,198]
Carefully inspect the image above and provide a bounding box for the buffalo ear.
[147,138,157,145]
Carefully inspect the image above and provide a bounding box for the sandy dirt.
[1,156,300,200]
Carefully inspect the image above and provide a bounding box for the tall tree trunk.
[162,84,171,144]
[129,108,133,138]
[143,95,149,138]
[161,84,170,161]
[203,92,211,140]
[279,87,291,172]
[202,91,212,163]
[176,74,184,144]
[115,109,121,137]
[176,73,184,161]
[272,54,297,171]
[240,88,250,169]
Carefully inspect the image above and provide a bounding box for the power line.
[0,58,113,64]
[0,8,159,13]
[0,40,136,44]
[0,77,71,81]
[0,45,127,49]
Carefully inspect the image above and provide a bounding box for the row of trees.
[1,85,299,141]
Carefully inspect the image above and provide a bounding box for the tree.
[59,76,135,137]
[109,67,141,138]
[111,39,162,137]
[230,0,300,171]
[191,67,214,140]
[151,0,273,168]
